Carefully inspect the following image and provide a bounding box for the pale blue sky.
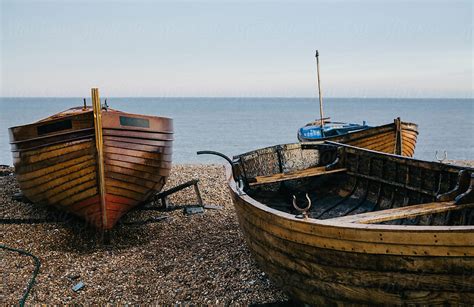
[1,0,472,97]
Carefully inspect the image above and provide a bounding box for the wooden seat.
[328,201,474,224]
[248,166,347,187]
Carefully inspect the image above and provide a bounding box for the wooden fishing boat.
[298,117,419,157]
[9,89,173,229]
[298,51,419,157]
[219,142,473,305]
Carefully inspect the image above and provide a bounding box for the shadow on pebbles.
[1,164,288,305]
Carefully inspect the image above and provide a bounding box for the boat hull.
[9,107,173,229]
[229,190,474,304]
[298,120,418,157]
[227,143,474,305]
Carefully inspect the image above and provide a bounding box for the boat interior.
[234,142,474,226]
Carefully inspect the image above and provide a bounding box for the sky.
[0,0,472,98]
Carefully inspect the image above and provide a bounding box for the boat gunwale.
[8,107,173,133]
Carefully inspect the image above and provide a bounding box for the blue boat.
[298,119,370,141]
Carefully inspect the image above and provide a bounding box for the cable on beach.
[0,244,41,306]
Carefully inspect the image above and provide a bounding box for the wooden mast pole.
[315,50,325,132]
[92,88,108,229]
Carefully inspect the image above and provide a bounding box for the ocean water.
[0,97,472,166]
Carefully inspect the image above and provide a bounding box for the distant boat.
[298,117,419,157]
[221,141,474,305]
[299,50,418,157]
[9,89,173,229]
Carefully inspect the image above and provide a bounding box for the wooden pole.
[394,117,403,155]
[92,88,108,229]
[315,50,325,131]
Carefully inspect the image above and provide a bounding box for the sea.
[0,97,472,166]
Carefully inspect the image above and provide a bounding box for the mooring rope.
[0,244,41,306]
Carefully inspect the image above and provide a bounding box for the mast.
[315,50,325,131]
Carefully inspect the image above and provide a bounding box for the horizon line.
[0,96,472,100]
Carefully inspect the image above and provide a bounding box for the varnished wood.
[248,166,347,186]
[227,141,474,305]
[9,91,173,229]
[92,88,108,229]
[328,201,474,224]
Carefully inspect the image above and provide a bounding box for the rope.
[0,244,41,306]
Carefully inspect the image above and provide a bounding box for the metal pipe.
[197,150,233,166]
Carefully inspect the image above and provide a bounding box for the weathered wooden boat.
[298,117,419,157]
[214,142,474,305]
[9,89,173,229]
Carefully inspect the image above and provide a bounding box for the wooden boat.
[298,117,419,157]
[298,51,419,157]
[9,89,173,229]
[221,142,473,305]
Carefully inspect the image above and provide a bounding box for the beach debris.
[12,192,26,202]
[0,168,12,176]
[67,273,80,280]
[184,206,204,215]
[203,204,223,210]
[72,281,84,292]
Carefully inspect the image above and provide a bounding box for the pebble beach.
[2,160,473,304]
[1,164,287,305]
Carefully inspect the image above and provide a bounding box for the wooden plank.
[103,145,172,160]
[59,186,99,207]
[104,140,172,153]
[105,177,151,194]
[17,154,94,182]
[249,167,347,186]
[327,201,474,224]
[15,146,96,174]
[104,164,167,181]
[19,158,96,189]
[234,199,474,256]
[103,135,172,147]
[11,130,94,152]
[347,171,438,196]
[105,159,170,174]
[346,131,394,149]
[102,128,174,141]
[106,185,144,201]
[15,138,91,158]
[19,141,94,164]
[106,171,158,189]
[22,166,97,198]
[105,153,172,167]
